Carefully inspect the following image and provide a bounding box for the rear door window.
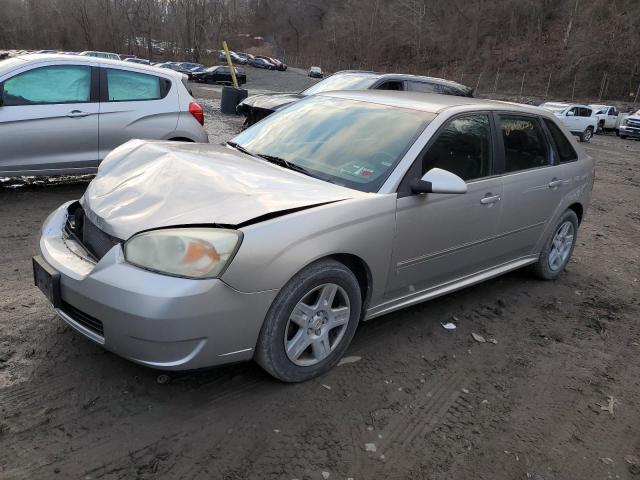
[497,114,549,173]
[2,65,91,105]
[408,81,439,93]
[376,81,404,91]
[105,69,164,101]
[421,114,492,181]
[544,119,578,163]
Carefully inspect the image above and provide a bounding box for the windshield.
[302,74,378,95]
[230,95,434,192]
[540,103,569,114]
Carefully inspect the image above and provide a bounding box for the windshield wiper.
[257,154,327,180]
[226,141,256,158]
[227,142,334,183]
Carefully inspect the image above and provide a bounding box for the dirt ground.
[1,68,640,480]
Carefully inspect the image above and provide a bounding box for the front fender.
[222,194,398,307]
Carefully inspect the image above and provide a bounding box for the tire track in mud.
[375,370,465,460]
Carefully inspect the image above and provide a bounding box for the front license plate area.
[32,256,61,308]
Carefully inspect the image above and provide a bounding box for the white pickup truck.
[589,104,626,134]
[540,102,597,142]
[618,109,640,140]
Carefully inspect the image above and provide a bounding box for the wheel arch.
[327,253,373,316]
[567,202,584,224]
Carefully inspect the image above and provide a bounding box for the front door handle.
[480,194,501,205]
[67,110,91,118]
[548,178,564,188]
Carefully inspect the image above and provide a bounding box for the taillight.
[189,102,204,126]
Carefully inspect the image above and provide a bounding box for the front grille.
[65,204,121,260]
[61,301,104,336]
[628,119,640,128]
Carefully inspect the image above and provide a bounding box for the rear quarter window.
[105,68,170,101]
[544,118,578,163]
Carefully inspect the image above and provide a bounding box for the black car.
[191,65,247,85]
[237,70,474,126]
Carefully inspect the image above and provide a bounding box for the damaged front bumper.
[35,202,278,370]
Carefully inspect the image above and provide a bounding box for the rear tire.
[579,126,594,142]
[530,210,579,280]
[255,259,362,382]
[620,135,628,139]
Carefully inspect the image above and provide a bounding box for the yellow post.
[222,41,239,89]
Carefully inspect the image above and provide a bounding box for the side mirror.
[410,168,467,195]
[566,110,575,116]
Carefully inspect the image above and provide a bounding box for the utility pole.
[519,72,526,99]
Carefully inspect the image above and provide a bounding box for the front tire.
[530,210,579,280]
[255,259,362,382]
[580,126,594,142]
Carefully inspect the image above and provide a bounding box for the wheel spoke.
[318,284,338,308]
[311,335,331,360]
[330,306,350,328]
[290,302,315,327]
[549,249,560,268]
[286,330,309,360]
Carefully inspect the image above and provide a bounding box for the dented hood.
[81,140,364,239]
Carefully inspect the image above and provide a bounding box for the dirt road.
[1,69,640,479]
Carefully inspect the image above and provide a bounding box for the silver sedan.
[34,91,594,381]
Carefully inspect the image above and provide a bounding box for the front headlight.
[621,118,629,126]
[124,228,242,279]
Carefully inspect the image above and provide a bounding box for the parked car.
[155,62,192,75]
[238,70,474,126]
[177,62,204,72]
[34,91,593,381]
[618,109,640,140]
[249,57,276,70]
[236,52,255,63]
[79,51,121,61]
[216,50,247,65]
[124,58,151,65]
[191,65,247,85]
[589,104,625,134]
[256,55,286,71]
[540,102,597,142]
[0,54,207,176]
[308,66,323,78]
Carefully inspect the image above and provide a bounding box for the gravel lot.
[1,67,640,479]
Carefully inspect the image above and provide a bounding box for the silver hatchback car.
[0,54,208,176]
[34,91,594,381]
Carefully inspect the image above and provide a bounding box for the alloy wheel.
[284,283,351,367]
[548,221,574,271]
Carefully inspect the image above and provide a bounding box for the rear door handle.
[67,110,91,118]
[548,179,564,188]
[480,194,501,205]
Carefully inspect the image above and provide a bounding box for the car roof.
[332,70,472,94]
[9,54,184,79]
[318,89,556,117]
[542,101,590,108]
